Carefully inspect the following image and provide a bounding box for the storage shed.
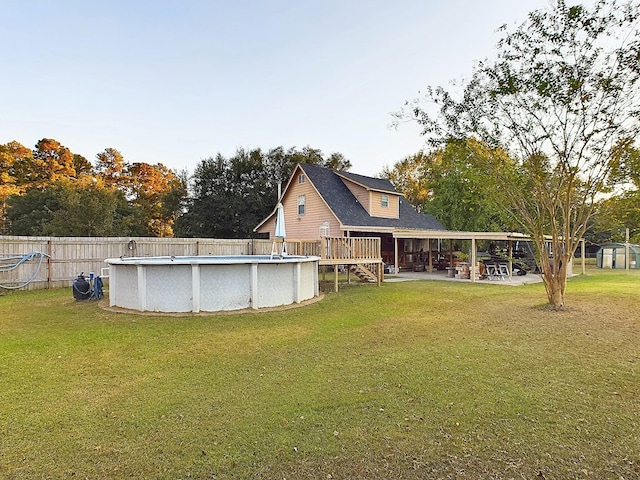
[596,243,640,269]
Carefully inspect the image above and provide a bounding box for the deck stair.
[349,263,378,283]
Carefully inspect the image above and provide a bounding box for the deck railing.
[320,236,381,262]
[254,237,381,263]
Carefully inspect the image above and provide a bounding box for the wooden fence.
[0,235,382,290]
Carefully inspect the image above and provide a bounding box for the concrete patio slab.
[384,269,543,286]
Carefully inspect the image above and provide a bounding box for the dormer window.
[381,194,389,208]
[298,174,306,184]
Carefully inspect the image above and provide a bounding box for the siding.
[342,180,371,214]
[256,171,342,239]
[369,191,400,219]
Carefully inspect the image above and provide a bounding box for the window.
[297,195,306,215]
[381,194,389,208]
[298,174,306,184]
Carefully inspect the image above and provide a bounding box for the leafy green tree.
[6,179,139,236]
[176,150,272,238]
[5,186,60,235]
[424,139,513,231]
[383,139,513,231]
[397,0,640,308]
[324,152,352,171]
[594,193,640,243]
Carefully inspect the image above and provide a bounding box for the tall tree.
[126,162,186,237]
[1,141,30,233]
[3,141,35,190]
[176,150,272,238]
[398,0,640,308]
[95,147,126,188]
[73,154,94,178]
[380,151,433,210]
[32,138,76,184]
[382,139,514,231]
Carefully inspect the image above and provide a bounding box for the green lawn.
[1,269,639,479]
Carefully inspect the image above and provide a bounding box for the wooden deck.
[277,236,383,291]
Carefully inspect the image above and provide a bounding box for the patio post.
[471,237,477,283]
[394,237,399,275]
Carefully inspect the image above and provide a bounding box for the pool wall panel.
[200,264,252,311]
[106,256,320,313]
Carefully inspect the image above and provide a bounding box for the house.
[254,163,445,268]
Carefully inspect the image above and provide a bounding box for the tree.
[325,152,352,171]
[32,138,76,184]
[95,148,126,188]
[176,150,273,238]
[593,140,640,243]
[2,141,34,190]
[6,179,139,237]
[0,141,30,233]
[73,154,94,178]
[381,151,433,209]
[382,139,514,231]
[95,148,187,236]
[126,162,187,237]
[398,0,640,308]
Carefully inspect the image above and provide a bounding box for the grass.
[1,268,639,479]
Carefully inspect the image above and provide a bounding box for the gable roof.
[300,163,445,231]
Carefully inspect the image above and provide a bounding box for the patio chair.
[484,263,498,280]
[498,263,512,281]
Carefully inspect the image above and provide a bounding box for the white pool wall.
[105,255,320,313]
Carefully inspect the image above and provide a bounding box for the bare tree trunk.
[537,240,570,310]
[546,276,565,310]
[540,249,572,310]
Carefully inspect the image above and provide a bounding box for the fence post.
[47,239,53,289]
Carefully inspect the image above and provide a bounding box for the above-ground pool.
[104,255,320,313]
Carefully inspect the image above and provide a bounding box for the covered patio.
[390,229,586,283]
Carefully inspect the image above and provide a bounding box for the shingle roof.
[335,170,397,193]
[300,163,445,231]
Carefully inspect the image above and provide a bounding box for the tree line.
[0,139,186,237]
[1,140,350,238]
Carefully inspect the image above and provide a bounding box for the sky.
[1,0,555,177]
